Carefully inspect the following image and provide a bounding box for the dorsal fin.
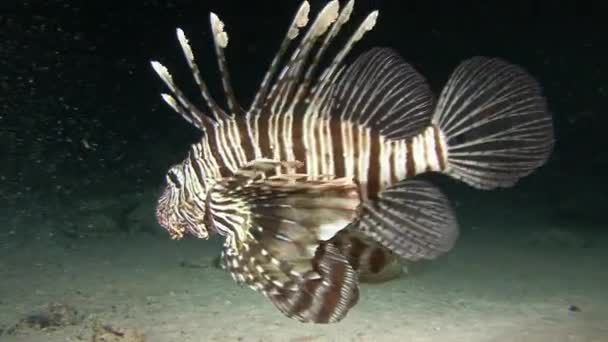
[331,47,435,140]
[249,1,311,114]
[252,1,378,117]
[151,11,246,131]
[150,61,217,132]
[265,0,341,116]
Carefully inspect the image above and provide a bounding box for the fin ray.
[176,28,229,122]
[209,13,243,116]
[249,1,311,113]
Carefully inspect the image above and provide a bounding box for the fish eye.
[168,170,182,188]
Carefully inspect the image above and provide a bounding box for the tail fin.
[432,57,554,189]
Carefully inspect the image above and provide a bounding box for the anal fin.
[353,179,459,261]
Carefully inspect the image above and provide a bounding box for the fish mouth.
[155,182,212,240]
[156,207,209,240]
[154,187,185,240]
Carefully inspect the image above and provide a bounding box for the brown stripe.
[292,102,306,165]
[256,111,271,157]
[289,278,318,321]
[330,116,345,178]
[316,251,344,322]
[389,142,398,184]
[423,128,432,172]
[433,125,447,170]
[276,108,288,162]
[366,132,381,198]
[405,138,415,177]
[207,130,229,176]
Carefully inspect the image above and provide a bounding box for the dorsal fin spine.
[249,1,311,114]
[176,28,228,122]
[209,13,243,116]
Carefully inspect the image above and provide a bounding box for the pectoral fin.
[213,175,362,323]
[268,242,359,323]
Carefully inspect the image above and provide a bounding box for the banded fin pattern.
[328,48,438,199]
[353,180,458,261]
[333,47,434,140]
[211,173,361,323]
[432,57,555,189]
[267,242,359,323]
[332,229,404,283]
[325,48,552,263]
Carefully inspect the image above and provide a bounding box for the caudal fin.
[432,57,554,190]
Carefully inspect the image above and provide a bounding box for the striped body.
[182,112,447,201]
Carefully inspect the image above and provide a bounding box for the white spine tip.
[176,28,194,61]
[288,1,311,39]
[151,61,168,78]
[296,1,310,28]
[150,61,175,88]
[339,0,355,24]
[161,93,177,107]
[210,12,229,48]
[175,27,188,43]
[314,0,340,37]
[352,11,378,42]
[366,11,379,30]
[160,93,183,115]
[150,60,162,72]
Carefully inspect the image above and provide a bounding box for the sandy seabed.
[1,212,606,342]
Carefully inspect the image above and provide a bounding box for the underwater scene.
[1,1,606,341]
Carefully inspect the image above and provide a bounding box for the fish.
[151,0,554,323]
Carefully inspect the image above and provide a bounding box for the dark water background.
[1,0,605,234]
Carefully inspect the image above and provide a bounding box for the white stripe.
[357,126,371,200]
[411,133,427,175]
[394,140,407,180]
[423,126,441,172]
[342,121,355,178]
[379,136,391,191]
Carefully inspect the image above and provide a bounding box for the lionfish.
[151,0,554,323]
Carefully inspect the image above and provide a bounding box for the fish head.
[156,163,210,240]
